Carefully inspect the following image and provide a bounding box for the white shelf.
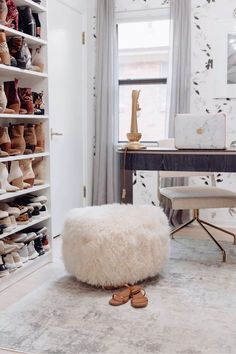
[14,0,47,13]
[0,24,47,47]
[0,64,47,81]
[0,152,49,163]
[0,214,50,240]
[0,251,52,292]
[0,183,50,201]
[0,114,48,119]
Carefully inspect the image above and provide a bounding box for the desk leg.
[120,169,133,204]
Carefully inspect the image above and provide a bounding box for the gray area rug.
[0,238,236,354]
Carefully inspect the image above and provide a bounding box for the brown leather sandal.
[109,284,141,306]
[131,288,148,308]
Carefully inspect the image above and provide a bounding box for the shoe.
[0,127,21,156]
[3,253,17,271]
[0,255,9,277]
[9,215,17,228]
[31,46,44,72]
[27,194,47,204]
[34,237,45,256]
[7,36,27,69]
[9,202,28,215]
[32,13,41,38]
[8,161,24,189]
[16,212,29,225]
[24,123,37,151]
[0,83,7,113]
[35,123,45,152]
[9,123,31,155]
[0,147,9,158]
[6,0,19,30]
[24,231,37,242]
[4,80,21,114]
[9,232,28,242]
[42,234,50,251]
[0,216,13,231]
[109,285,142,306]
[32,157,44,185]
[12,251,23,267]
[0,240,17,255]
[19,159,35,186]
[18,244,28,263]
[0,162,20,192]
[33,91,45,115]
[0,209,9,219]
[0,203,20,218]
[130,288,148,308]
[31,206,40,218]
[39,204,47,216]
[18,6,36,36]
[0,30,11,65]
[0,0,8,25]
[27,240,38,260]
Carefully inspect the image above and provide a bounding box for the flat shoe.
[109,284,141,306]
[131,288,148,308]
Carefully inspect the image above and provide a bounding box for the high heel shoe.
[0,162,19,192]
[31,46,44,72]
[4,80,21,114]
[6,0,19,30]
[8,161,24,189]
[35,123,45,152]
[18,88,34,114]
[0,0,7,25]
[24,124,37,153]
[0,83,7,113]
[18,6,36,36]
[0,31,10,65]
[0,127,21,155]
[32,157,44,185]
[19,159,35,187]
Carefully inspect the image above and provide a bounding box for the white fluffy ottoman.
[62,204,170,287]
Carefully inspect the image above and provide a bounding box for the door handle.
[51,129,63,139]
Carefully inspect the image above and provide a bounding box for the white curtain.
[161,0,191,226]
[167,0,191,137]
[92,0,118,205]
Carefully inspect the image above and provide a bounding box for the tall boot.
[18,6,36,36]
[18,88,34,114]
[0,127,21,155]
[24,124,37,153]
[35,122,45,152]
[32,157,44,185]
[8,161,24,189]
[0,31,10,65]
[0,83,7,113]
[8,124,27,155]
[32,13,41,38]
[0,162,19,192]
[0,0,7,24]
[6,0,18,30]
[4,80,21,114]
[19,159,35,186]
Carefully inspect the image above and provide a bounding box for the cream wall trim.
[116,8,170,22]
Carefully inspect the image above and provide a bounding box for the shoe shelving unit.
[0,0,52,292]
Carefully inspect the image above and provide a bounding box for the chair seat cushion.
[62,204,170,287]
[160,186,236,210]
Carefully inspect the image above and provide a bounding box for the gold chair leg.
[197,219,226,262]
[199,219,236,245]
[171,218,195,238]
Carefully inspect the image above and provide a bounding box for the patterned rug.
[0,238,236,354]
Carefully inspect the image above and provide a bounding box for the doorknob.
[51,128,63,139]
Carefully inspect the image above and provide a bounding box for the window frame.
[117,8,170,144]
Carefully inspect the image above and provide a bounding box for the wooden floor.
[0,225,235,354]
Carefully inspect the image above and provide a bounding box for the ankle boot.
[19,159,35,186]
[0,84,7,113]
[33,13,41,38]
[35,123,45,152]
[8,124,27,155]
[31,46,44,72]
[8,36,29,69]
[0,0,7,24]
[33,91,45,115]
[4,80,21,114]
[18,88,34,114]
[8,161,24,189]
[24,124,36,153]
[0,127,21,155]
[6,0,18,30]
[32,157,44,185]
[0,162,19,192]
[0,31,10,65]
[18,6,36,36]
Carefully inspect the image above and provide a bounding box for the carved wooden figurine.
[126,90,144,149]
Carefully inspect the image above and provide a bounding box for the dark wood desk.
[118,148,236,204]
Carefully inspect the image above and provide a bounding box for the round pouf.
[62,204,170,287]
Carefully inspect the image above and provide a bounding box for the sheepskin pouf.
[62,204,170,287]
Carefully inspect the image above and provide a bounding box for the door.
[48,0,85,236]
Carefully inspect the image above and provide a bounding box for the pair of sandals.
[109,284,148,308]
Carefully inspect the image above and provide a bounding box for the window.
[118,19,170,142]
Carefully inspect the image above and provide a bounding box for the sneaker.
[9,203,28,215]
[16,213,29,225]
[0,203,20,218]
[9,233,28,243]
[0,216,14,232]
[0,241,17,255]
[18,245,29,263]
[42,235,50,251]
[0,256,9,277]
[34,237,45,256]
[0,210,9,219]
[12,251,23,268]
[31,207,41,219]
[27,241,39,260]
[3,240,24,250]
[24,232,37,242]
[27,195,47,204]
[9,215,17,229]
[39,204,47,216]
[4,254,17,271]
